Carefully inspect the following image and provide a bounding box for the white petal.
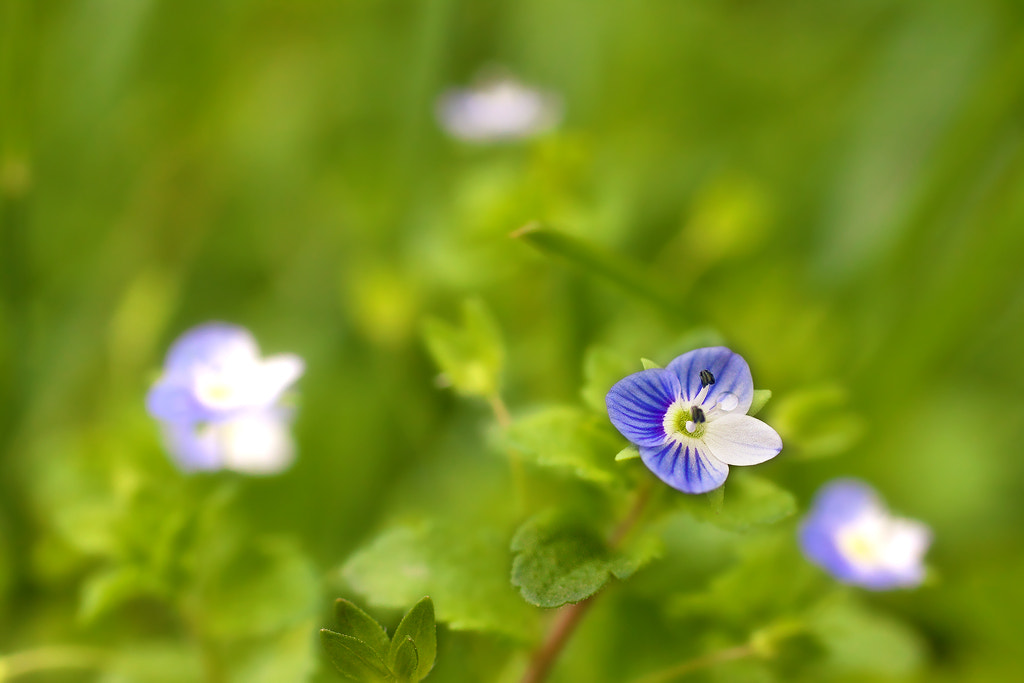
[702,413,782,466]
[191,353,304,412]
[880,518,932,570]
[259,354,305,397]
[218,412,295,475]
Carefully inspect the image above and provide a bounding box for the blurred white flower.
[436,73,562,143]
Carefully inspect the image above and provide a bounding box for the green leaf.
[510,512,616,608]
[676,473,796,532]
[320,630,393,682]
[390,638,419,683]
[388,597,436,680]
[747,389,772,417]
[580,346,636,413]
[342,521,535,639]
[512,223,682,314]
[499,406,623,486]
[805,596,926,678]
[78,564,165,624]
[335,599,391,660]
[422,298,504,399]
[614,444,640,461]
[640,358,662,369]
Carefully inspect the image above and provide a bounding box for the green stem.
[487,394,512,430]
[0,646,106,680]
[629,644,757,683]
[489,392,530,516]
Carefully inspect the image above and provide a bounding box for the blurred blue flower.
[147,323,303,423]
[436,73,562,143]
[799,479,931,590]
[147,323,303,474]
[606,347,783,494]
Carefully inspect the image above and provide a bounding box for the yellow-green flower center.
[662,400,707,440]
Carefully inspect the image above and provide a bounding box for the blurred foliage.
[2,0,1024,681]
[423,298,504,400]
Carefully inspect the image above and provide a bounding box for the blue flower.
[799,479,931,590]
[605,346,783,494]
[146,323,304,474]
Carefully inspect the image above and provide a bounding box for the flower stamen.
[692,382,713,409]
[699,369,715,388]
[684,405,708,435]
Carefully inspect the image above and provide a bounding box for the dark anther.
[691,406,706,424]
[699,369,715,388]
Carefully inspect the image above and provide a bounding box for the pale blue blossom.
[147,323,303,474]
[800,479,932,590]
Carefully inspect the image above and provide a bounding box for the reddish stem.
[519,478,656,683]
[519,597,596,683]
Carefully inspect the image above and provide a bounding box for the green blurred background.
[2,0,1023,680]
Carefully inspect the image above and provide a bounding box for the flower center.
[195,375,243,409]
[663,400,707,440]
[661,368,723,441]
[193,361,264,410]
[835,511,929,573]
[835,514,889,569]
